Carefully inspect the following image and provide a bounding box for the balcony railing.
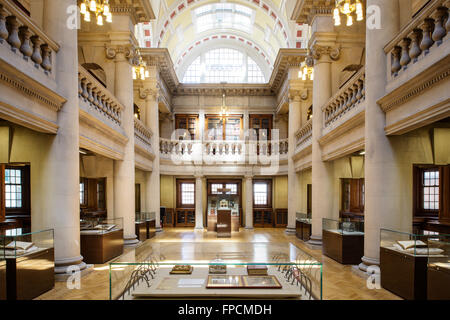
[78,65,123,126]
[295,119,312,154]
[0,0,59,74]
[323,69,365,128]
[385,0,449,78]
[134,118,153,152]
[159,138,288,163]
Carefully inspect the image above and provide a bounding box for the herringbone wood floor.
[36,228,401,300]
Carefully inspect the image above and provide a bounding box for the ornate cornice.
[0,60,66,112]
[109,0,155,24]
[269,48,308,93]
[290,0,334,24]
[379,65,450,113]
[175,84,273,96]
[141,48,179,94]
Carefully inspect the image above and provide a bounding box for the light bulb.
[334,15,341,26]
[84,11,91,22]
[343,2,350,14]
[106,13,112,23]
[97,14,103,26]
[145,70,150,78]
[302,73,306,81]
[298,70,303,79]
[132,68,137,80]
[333,8,340,18]
[104,4,110,14]
[89,0,96,12]
[80,3,87,14]
[347,15,353,26]
[310,71,314,81]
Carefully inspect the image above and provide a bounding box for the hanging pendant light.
[333,0,364,27]
[79,0,113,26]
[133,53,151,81]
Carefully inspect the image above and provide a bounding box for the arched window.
[182,48,266,84]
[194,3,254,34]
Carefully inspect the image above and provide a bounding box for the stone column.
[287,92,302,234]
[144,89,161,231]
[361,0,401,272]
[40,0,85,274]
[245,175,253,229]
[309,45,337,246]
[195,174,204,229]
[110,46,138,246]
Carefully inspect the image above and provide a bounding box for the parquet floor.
[36,228,401,300]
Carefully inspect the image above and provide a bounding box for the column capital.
[244,174,253,180]
[139,87,158,101]
[289,89,309,102]
[309,44,341,64]
[105,44,137,64]
[194,174,204,179]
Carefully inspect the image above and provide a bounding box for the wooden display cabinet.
[274,209,287,228]
[175,209,195,227]
[175,114,199,140]
[427,263,450,300]
[380,246,428,300]
[1,248,54,300]
[296,219,312,242]
[217,210,231,238]
[135,220,147,241]
[80,229,124,264]
[322,229,364,265]
[253,209,273,227]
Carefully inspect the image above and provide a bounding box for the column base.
[156,227,163,233]
[306,235,322,250]
[54,255,88,275]
[358,255,380,272]
[285,227,296,234]
[124,236,140,247]
[194,226,204,230]
[245,226,254,230]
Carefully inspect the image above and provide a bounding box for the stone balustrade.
[322,69,365,127]
[295,119,312,151]
[385,0,449,77]
[134,118,153,150]
[0,0,59,74]
[159,138,289,160]
[78,65,123,126]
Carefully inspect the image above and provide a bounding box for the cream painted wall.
[273,175,288,209]
[297,169,312,213]
[160,175,176,208]
[135,169,147,212]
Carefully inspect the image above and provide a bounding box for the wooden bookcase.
[175,114,199,140]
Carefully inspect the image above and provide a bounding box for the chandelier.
[298,61,314,81]
[132,55,150,80]
[220,92,229,117]
[333,0,364,26]
[80,0,112,26]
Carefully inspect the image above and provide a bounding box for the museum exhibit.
[0,0,449,306]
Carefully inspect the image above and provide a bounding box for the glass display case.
[109,242,322,300]
[322,218,364,264]
[427,237,450,300]
[296,212,311,242]
[135,212,147,241]
[80,217,124,264]
[380,229,450,300]
[0,229,54,300]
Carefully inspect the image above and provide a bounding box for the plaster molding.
[79,134,125,161]
[105,44,137,64]
[109,0,155,24]
[310,44,341,63]
[319,109,365,147]
[290,0,334,24]
[0,60,66,112]
[321,137,365,162]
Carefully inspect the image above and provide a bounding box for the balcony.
[294,119,312,155]
[134,118,155,170]
[159,138,288,170]
[381,0,449,135]
[78,65,127,160]
[319,69,366,160]
[0,0,64,133]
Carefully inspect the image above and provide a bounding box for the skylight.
[194,3,254,34]
[182,48,266,84]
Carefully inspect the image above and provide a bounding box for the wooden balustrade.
[385,0,449,77]
[0,0,59,74]
[78,65,123,126]
[322,69,366,127]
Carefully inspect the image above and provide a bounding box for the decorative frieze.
[310,44,341,63]
[109,0,155,24]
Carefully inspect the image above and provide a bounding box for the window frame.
[205,114,243,140]
[176,179,196,209]
[413,165,441,218]
[253,179,272,208]
[4,164,30,216]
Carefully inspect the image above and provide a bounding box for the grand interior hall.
[0,0,449,305]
